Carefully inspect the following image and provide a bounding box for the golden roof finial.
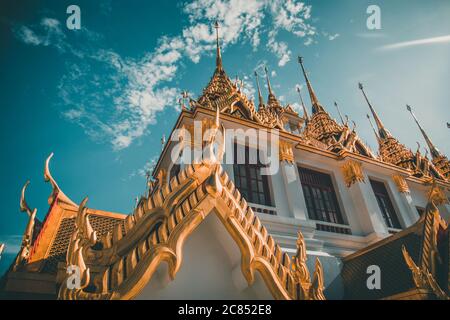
[296,85,309,121]
[358,82,391,140]
[406,104,441,159]
[214,21,222,70]
[366,114,380,142]
[297,56,324,114]
[264,66,274,97]
[334,101,345,125]
[254,71,264,109]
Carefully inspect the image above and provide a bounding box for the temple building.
[1,24,449,300]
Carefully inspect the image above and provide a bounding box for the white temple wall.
[136,213,273,300]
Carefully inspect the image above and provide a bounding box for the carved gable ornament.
[392,175,410,194]
[341,160,365,187]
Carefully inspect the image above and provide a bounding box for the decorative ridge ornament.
[14,180,39,270]
[392,174,410,194]
[57,160,326,300]
[44,153,77,207]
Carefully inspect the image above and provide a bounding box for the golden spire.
[367,114,380,142]
[406,105,441,159]
[358,83,391,140]
[264,66,274,97]
[334,101,345,125]
[296,85,309,120]
[254,71,264,109]
[264,66,282,110]
[214,21,222,70]
[297,56,324,114]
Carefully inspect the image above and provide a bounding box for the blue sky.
[0,0,449,274]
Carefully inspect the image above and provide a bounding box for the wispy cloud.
[128,156,159,180]
[13,1,326,150]
[0,235,22,254]
[378,35,450,51]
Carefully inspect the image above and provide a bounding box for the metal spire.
[264,66,274,97]
[214,21,223,70]
[367,114,380,142]
[254,71,264,109]
[406,104,441,158]
[358,82,391,140]
[296,85,309,120]
[297,56,324,114]
[334,101,345,125]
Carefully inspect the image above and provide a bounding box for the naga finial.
[44,153,77,207]
[20,180,35,217]
[309,258,326,300]
[292,231,311,284]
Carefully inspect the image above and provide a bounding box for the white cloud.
[0,235,22,254]
[377,35,450,51]
[267,34,292,66]
[15,1,324,150]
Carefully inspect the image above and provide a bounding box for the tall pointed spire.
[334,101,345,125]
[406,104,441,158]
[367,114,380,142]
[358,83,391,140]
[264,66,274,97]
[254,71,264,109]
[297,56,324,114]
[296,85,309,120]
[264,66,282,110]
[214,21,223,70]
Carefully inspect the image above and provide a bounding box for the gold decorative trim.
[402,245,449,300]
[58,159,326,300]
[341,160,365,187]
[44,153,77,207]
[392,175,410,193]
[13,181,38,270]
[279,140,294,163]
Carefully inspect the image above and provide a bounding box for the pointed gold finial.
[367,114,380,142]
[358,82,391,140]
[406,104,441,159]
[254,71,264,109]
[334,101,345,125]
[214,21,223,70]
[296,85,309,120]
[264,66,274,96]
[297,56,324,114]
